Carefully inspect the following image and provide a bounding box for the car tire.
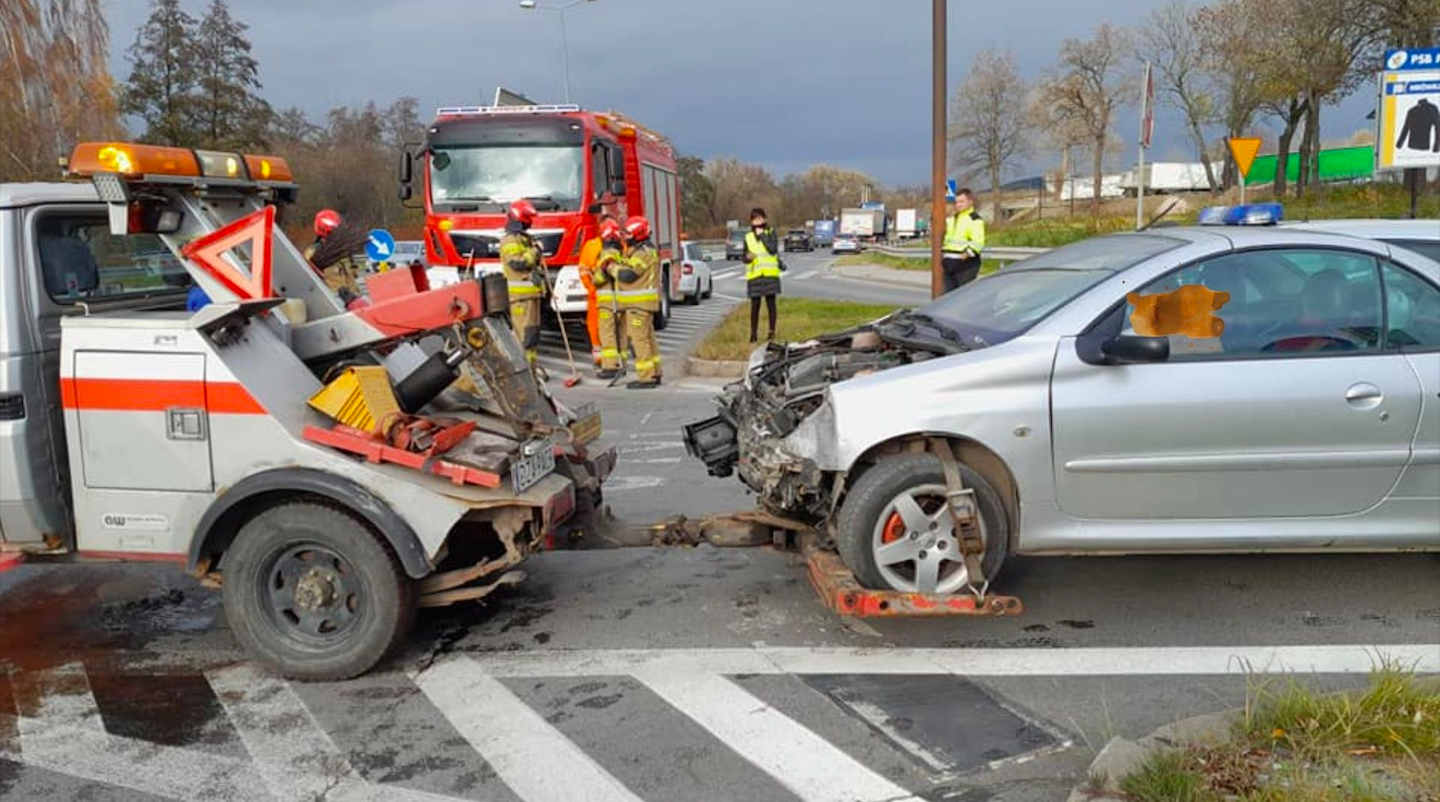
[835,453,1008,594]
[223,501,417,681]
[654,267,671,331]
[685,290,700,306]
[702,278,713,300]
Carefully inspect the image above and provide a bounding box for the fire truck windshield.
[429,145,583,212]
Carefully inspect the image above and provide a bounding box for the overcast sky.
[100,0,1378,186]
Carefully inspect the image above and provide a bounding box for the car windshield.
[728,230,746,244]
[916,234,1182,348]
[788,230,806,236]
[429,145,583,211]
[684,243,704,260]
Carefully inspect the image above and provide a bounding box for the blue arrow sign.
[365,229,396,262]
[946,179,958,199]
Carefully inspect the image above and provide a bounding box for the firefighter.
[303,208,363,301]
[499,199,545,368]
[577,213,618,369]
[617,216,662,389]
[743,207,782,343]
[941,188,986,293]
[590,219,626,379]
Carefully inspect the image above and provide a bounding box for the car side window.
[1123,249,1382,359]
[34,212,190,305]
[1381,261,1440,350]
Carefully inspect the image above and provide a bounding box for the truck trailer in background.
[895,208,918,239]
[839,207,886,240]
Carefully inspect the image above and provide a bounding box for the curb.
[685,356,748,378]
[830,262,931,288]
[1067,711,1234,801]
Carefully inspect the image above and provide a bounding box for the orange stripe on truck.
[60,378,265,414]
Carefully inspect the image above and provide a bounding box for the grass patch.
[692,297,898,361]
[1122,666,1440,802]
[1266,183,1440,221]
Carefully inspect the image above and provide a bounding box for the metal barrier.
[862,243,1050,263]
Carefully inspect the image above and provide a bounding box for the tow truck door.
[73,351,214,492]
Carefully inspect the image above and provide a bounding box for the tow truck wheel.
[835,454,1008,595]
[223,501,417,681]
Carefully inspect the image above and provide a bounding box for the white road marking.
[414,658,644,802]
[636,670,923,802]
[15,718,268,802]
[601,476,668,492]
[618,441,683,453]
[622,457,682,464]
[9,662,104,732]
[462,644,1440,678]
[208,664,457,802]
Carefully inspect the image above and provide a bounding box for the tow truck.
[0,142,615,680]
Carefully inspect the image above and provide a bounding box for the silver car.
[685,227,1440,594]
[1285,218,1440,262]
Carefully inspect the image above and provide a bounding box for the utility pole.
[930,0,946,299]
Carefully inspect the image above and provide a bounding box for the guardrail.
[863,243,1051,263]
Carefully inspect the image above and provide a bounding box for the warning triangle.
[1227,137,1263,179]
[181,205,275,301]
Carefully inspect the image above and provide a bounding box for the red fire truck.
[400,104,683,330]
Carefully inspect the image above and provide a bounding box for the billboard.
[1377,48,1440,172]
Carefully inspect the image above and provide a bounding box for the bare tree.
[1028,89,1090,209]
[705,157,782,227]
[1195,0,1269,190]
[1138,2,1218,192]
[0,0,120,180]
[949,48,1031,223]
[1039,23,1135,214]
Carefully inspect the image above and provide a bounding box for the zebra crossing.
[0,650,1067,802]
[532,300,737,380]
[5,643,1426,802]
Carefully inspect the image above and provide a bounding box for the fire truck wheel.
[835,454,1008,595]
[223,501,417,681]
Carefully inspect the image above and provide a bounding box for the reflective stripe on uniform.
[616,288,659,304]
[508,281,543,297]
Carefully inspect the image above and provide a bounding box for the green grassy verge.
[833,252,1005,276]
[1266,183,1440,221]
[1122,666,1440,802]
[693,297,899,361]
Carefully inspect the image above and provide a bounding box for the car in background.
[679,241,714,304]
[687,220,1440,596]
[1284,219,1440,262]
[831,233,861,254]
[784,229,813,252]
[725,229,747,262]
[391,240,426,267]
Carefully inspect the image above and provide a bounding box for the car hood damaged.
[683,313,963,516]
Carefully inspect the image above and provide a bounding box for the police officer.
[743,207,782,343]
[590,219,626,379]
[617,216,662,389]
[941,188,986,292]
[499,199,545,368]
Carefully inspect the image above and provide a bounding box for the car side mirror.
[1101,335,1169,364]
[398,150,413,184]
[587,202,604,214]
[398,184,413,201]
[611,179,627,197]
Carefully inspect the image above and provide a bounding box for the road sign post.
[1376,47,1440,219]
[1227,136,1262,206]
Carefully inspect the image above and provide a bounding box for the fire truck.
[0,142,616,680]
[400,104,683,330]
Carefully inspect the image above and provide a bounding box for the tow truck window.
[34,212,190,305]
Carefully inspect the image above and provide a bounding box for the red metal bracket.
[303,424,501,488]
[801,535,1023,617]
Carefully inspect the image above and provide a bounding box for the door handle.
[1344,383,1383,409]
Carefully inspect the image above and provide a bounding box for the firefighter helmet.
[599,219,622,242]
[314,209,342,237]
[623,216,650,241]
[508,199,538,226]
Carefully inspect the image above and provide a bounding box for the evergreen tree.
[193,0,270,149]
[122,0,199,146]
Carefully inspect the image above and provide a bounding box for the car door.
[1380,257,1440,504]
[1050,246,1422,523]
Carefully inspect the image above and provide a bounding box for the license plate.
[511,438,555,493]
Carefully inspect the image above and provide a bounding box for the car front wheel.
[835,453,1008,594]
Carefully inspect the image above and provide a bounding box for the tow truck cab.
[0,142,615,680]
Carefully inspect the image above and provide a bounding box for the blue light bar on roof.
[1197,203,1284,226]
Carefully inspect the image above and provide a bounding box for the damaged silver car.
[685,229,1440,596]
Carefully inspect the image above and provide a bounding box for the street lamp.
[518,0,599,105]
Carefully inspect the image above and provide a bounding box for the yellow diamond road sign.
[1227,137,1263,179]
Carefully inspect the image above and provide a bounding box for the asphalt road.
[2,280,1437,802]
[711,250,931,308]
